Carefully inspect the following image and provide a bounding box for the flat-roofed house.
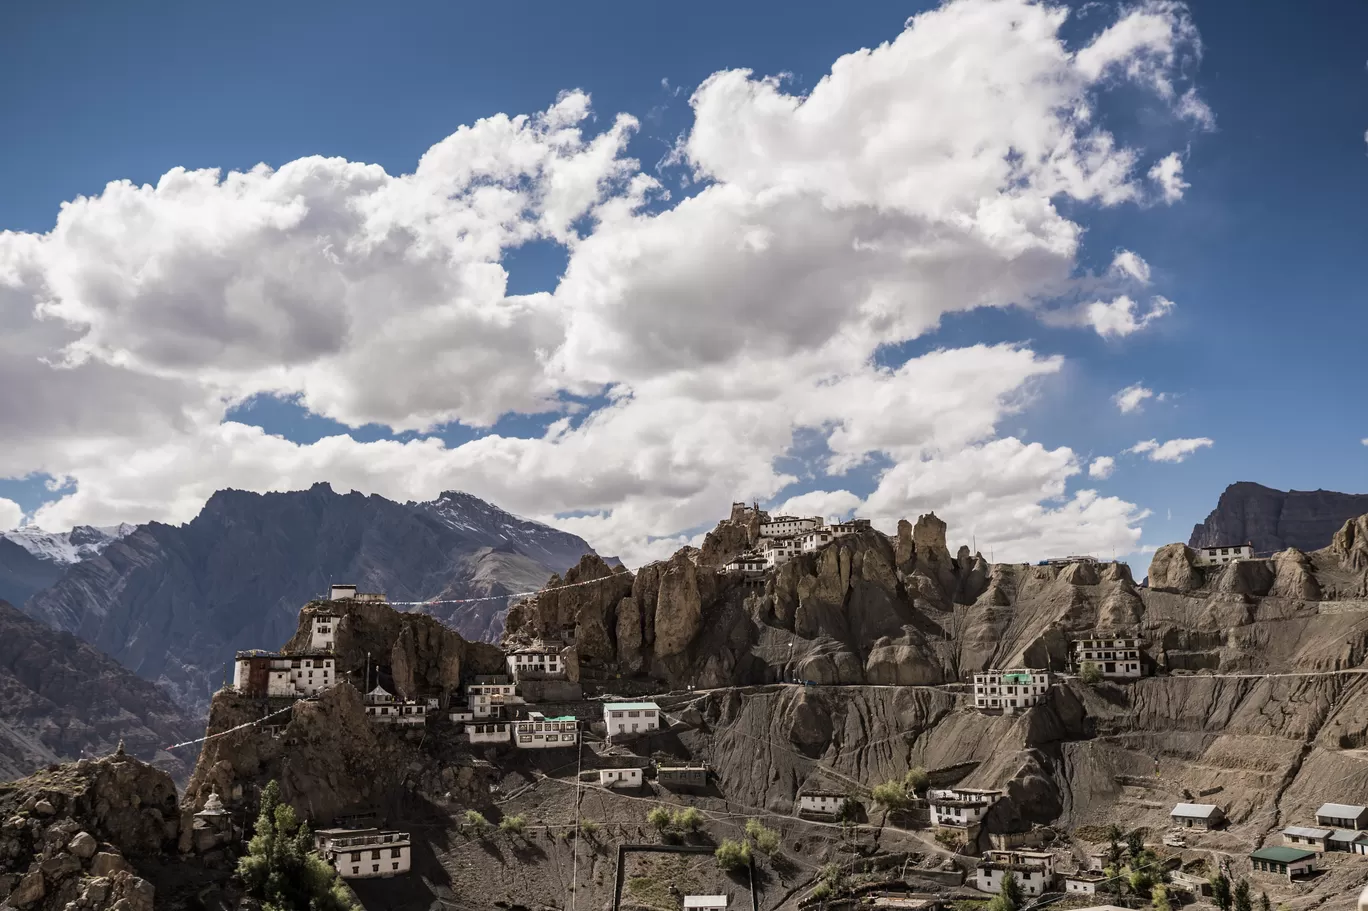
[975,850,1056,896]
[683,897,728,911]
[603,701,660,737]
[929,788,1002,827]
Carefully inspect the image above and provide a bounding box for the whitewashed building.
[1194,544,1255,567]
[466,721,510,743]
[829,519,872,537]
[976,850,1057,896]
[327,584,387,603]
[1074,636,1144,678]
[1063,871,1106,895]
[512,712,578,748]
[310,614,337,651]
[683,898,729,911]
[973,669,1054,713]
[764,536,802,569]
[233,651,335,698]
[760,516,822,539]
[506,648,566,680]
[929,788,1002,827]
[364,686,426,726]
[466,677,518,718]
[800,528,835,552]
[724,552,768,574]
[1170,802,1224,829]
[604,701,660,737]
[598,768,643,788]
[315,828,410,879]
[797,791,848,817]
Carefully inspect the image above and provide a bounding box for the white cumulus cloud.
[1148,152,1189,203]
[1113,383,1155,413]
[1084,295,1175,337]
[1129,437,1213,462]
[0,498,23,531]
[1088,456,1116,479]
[0,0,1210,565]
[774,490,863,522]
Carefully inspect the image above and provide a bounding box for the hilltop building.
[363,685,426,726]
[759,516,823,539]
[326,584,388,603]
[972,669,1054,713]
[723,552,768,574]
[466,676,518,718]
[315,828,411,879]
[233,651,336,698]
[604,701,660,737]
[929,788,1002,827]
[1074,636,1145,678]
[1194,544,1254,567]
[310,613,337,651]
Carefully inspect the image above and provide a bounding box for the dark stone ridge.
[1189,481,1368,555]
[22,484,597,718]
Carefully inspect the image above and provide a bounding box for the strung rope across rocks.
[163,703,298,752]
[384,569,632,606]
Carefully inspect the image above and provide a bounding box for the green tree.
[1233,878,1253,911]
[1126,830,1145,859]
[647,806,672,832]
[810,882,832,902]
[674,807,704,833]
[744,819,781,854]
[715,838,752,872]
[463,809,489,835]
[1210,872,1232,911]
[499,814,526,836]
[1129,868,1155,898]
[904,766,930,794]
[1152,884,1172,911]
[871,781,911,810]
[236,781,357,911]
[1080,661,1103,686]
[988,871,1023,911]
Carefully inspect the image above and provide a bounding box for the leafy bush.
[237,781,357,911]
[744,819,781,854]
[871,781,911,810]
[715,838,752,871]
[674,807,704,833]
[463,809,489,834]
[647,806,672,832]
[1080,661,1103,686]
[1152,884,1172,911]
[580,819,600,837]
[904,766,930,794]
[499,814,526,835]
[810,882,832,902]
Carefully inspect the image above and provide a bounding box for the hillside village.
[5,506,1368,911]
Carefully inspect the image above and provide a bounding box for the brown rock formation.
[1147,543,1202,591]
[1331,514,1368,571]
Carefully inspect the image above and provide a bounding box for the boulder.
[1148,544,1202,591]
[33,799,55,816]
[67,830,98,859]
[9,870,44,908]
[1270,548,1322,600]
[91,851,132,876]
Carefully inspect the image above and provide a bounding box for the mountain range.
[1189,481,1368,555]
[14,483,598,719]
[0,523,133,607]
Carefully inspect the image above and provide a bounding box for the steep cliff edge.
[1190,481,1368,554]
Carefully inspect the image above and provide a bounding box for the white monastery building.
[466,676,518,718]
[315,828,411,879]
[512,712,578,748]
[759,516,822,539]
[604,702,660,737]
[976,850,1056,896]
[598,768,643,788]
[724,552,768,574]
[233,651,335,698]
[929,788,1002,827]
[506,648,565,680]
[466,721,510,744]
[1194,543,1255,567]
[363,686,427,726]
[310,614,337,651]
[973,669,1054,713]
[1074,636,1144,678]
[797,791,848,817]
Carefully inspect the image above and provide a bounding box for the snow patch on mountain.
[0,523,136,565]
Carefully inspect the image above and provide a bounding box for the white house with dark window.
[724,552,768,574]
[1074,636,1145,678]
[466,676,518,718]
[929,788,1002,827]
[1194,544,1255,567]
[1063,871,1105,895]
[233,651,335,698]
[973,669,1054,713]
[513,712,578,748]
[1282,826,1332,852]
[364,686,427,726]
[797,791,848,817]
[310,614,337,651]
[759,516,822,539]
[315,828,410,879]
[683,897,728,911]
[1250,846,1319,881]
[604,701,660,737]
[506,648,565,680]
[975,850,1056,896]
[764,536,802,568]
[598,768,643,788]
[1170,802,1224,829]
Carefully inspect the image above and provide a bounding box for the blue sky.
[0,0,1364,563]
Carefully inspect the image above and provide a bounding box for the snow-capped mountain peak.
[0,523,136,565]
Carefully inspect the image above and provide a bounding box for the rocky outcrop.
[23,484,599,717]
[0,751,174,911]
[1147,543,1202,591]
[1190,482,1368,555]
[698,503,765,567]
[0,600,199,784]
[1331,514,1368,571]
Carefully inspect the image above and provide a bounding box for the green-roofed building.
[1250,846,1320,880]
[972,669,1056,715]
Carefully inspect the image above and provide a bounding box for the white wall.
[334,843,410,879]
[599,768,642,788]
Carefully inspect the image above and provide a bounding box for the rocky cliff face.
[1190,481,1368,554]
[0,600,199,784]
[0,526,133,610]
[23,484,597,718]
[0,751,176,911]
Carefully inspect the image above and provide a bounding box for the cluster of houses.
[722,514,873,574]
[1255,802,1368,880]
[968,638,1149,715]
